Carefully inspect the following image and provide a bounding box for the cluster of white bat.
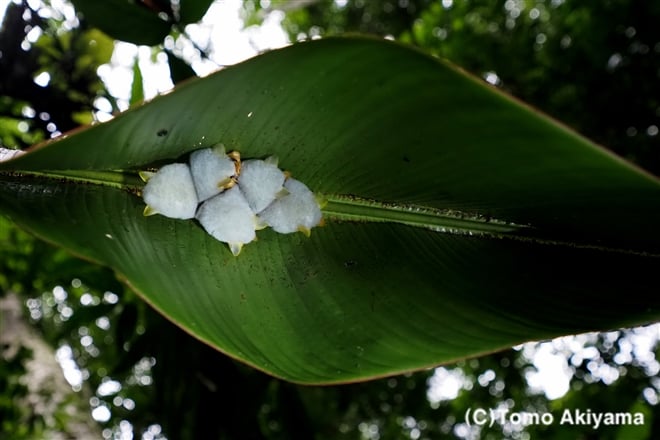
[141,145,323,256]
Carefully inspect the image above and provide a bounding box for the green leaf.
[165,49,197,84]
[70,0,171,46]
[615,401,653,440]
[178,0,215,25]
[129,56,144,107]
[1,38,659,384]
[615,401,652,440]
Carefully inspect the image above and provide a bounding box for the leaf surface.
[179,0,215,24]
[1,38,659,383]
[70,0,171,46]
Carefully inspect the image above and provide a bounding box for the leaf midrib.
[322,195,525,234]
[3,168,527,232]
[3,168,659,257]
[1,169,144,192]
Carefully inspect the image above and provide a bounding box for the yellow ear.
[143,205,158,216]
[297,226,311,237]
[265,155,279,166]
[227,150,241,176]
[228,242,243,256]
[314,194,328,209]
[211,143,227,156]
[274,187,290,199]
[227,150,241,162]
[254,216,268,231]
[139,171,155,182]
[217,176,235,190]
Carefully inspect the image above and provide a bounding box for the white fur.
[189,147,236,201]
[238,159,286,213]
[143,149,323,255]
[259,178,322,234]
[142,163,198,219]
[196,186,257,254]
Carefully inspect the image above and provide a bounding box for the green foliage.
[68,0,217,74]
[241,0,435,38]
[70,0,216,44]
[1,1,659,439]
[398,0,660,173]
[0,0,218,152]
[130,57,145,107]
[0,2,112,147]
[69,0,172,45]
[33,26,114,106]
[0,346,33,439]
[165,49,197,84]
[255,0,660,175]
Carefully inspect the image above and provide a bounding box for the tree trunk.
[1,292,103,439]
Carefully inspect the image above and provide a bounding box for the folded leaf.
[1,38,659,383]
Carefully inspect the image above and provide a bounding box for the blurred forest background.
[1,0,659,439]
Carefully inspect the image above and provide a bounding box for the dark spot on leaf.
[344,260,357,269]
[403,155,411,163]
[157,129,168,137]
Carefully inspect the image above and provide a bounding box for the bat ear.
[297,226,311,237]
[143,205,158,216]
[228,242,243,256]
[211,143,227,156]
[254,216,268,231]
[274,187,290,199]
[139,171,155,182]
[265,155,279,166]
